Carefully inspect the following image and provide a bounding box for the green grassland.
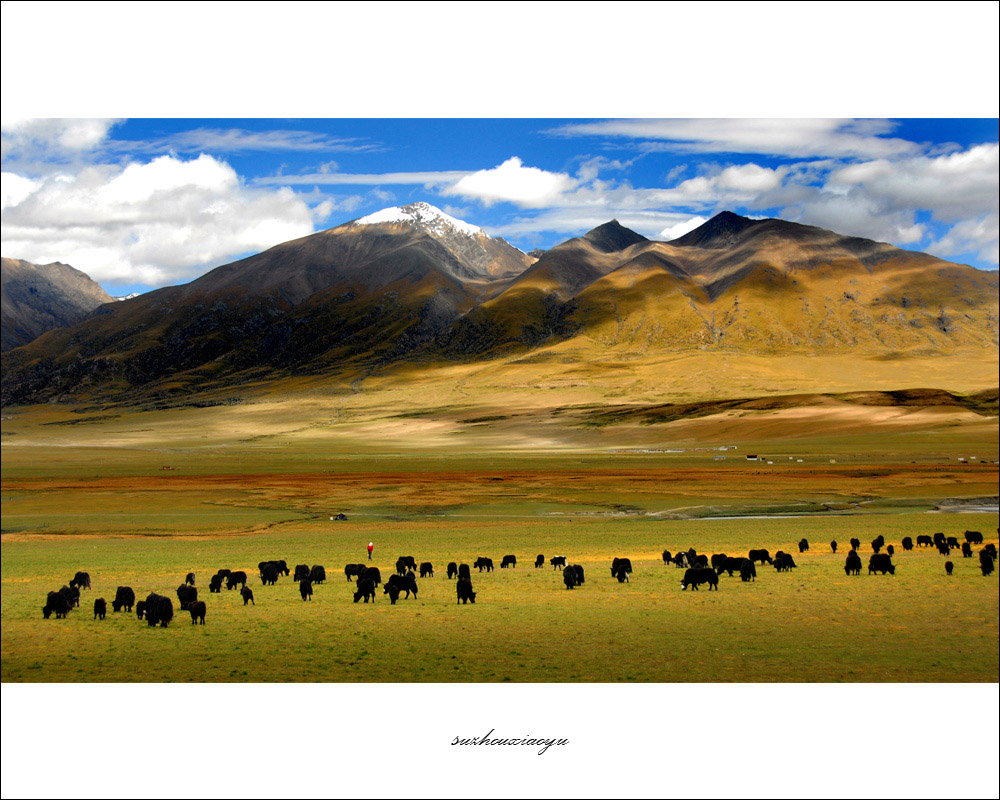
[2,512,997,683]
[2,382,997,683]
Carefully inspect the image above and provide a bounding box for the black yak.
[945,561,954,576]
[739,559,757,582]
[535,554,545,568]
[93,598,106,619]
[185,572,195,586]
[70,571,91,590]
[112,586,135,612]
[550,556,567,570]
[299,580,313,601]
[845,551,863,576]
[798,538,809,553]
[209,574,223,593]
[680,567,718,591]
[176,584,198,611]
[981,550,995,577]
[447,562,459,579]
[43,591,71,619]
[458,563,471,581]
[294,564,311,582]
[868,553,896,575]
[420,562,434,578]
[309,565,326,584]
[226,571,247,591]
[135,600,147,620]
[360,566,381,586]
[456,578,476,604]
[353,578,376,603]
[260,563,280,586]
[830,540,838,553]
[962,542,973,558]
[748,549,772,565]
[965,530,984,545]
[501,555,517,569]
[902,537,914,551]
[850,537,861,551]
[241,587,255,606]
[144,593,173,627]
[189,600,207,625]
[384,572,418,599]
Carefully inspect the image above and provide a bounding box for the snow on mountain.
[353,202,486,238]
[115,292,142,301]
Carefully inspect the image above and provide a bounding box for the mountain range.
[2,203,997,407]
[1,258,114,352]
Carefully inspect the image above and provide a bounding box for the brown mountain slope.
[1,258,113,351]
[441,212,999,357]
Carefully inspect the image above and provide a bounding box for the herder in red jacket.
[367,541,374,561]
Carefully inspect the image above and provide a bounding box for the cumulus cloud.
[445,157,577,207]
[1,118,121,158]
[660,216,707,240]
[1,154,318,287]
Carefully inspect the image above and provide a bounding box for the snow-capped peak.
[115,292,142,301]
[353,202,486,238]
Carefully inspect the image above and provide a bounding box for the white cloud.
[445,157,577,207]
[928,214,999,263]
[548,118,922,159]
[660,216,707,240]
[1,118,121,157]
[2,154,317,287]
[1,172,39,208]
[120,127,380,155]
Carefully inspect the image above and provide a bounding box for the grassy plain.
[2,366,998,683]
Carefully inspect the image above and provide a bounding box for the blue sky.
[2,117,997,295]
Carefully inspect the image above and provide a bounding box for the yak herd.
[39,528,997,626]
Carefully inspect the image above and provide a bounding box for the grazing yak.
[572,564,585,585]
[672,552,689,568]
[420,562,434,578]
[360,566,381,586]
[984,544,997,560]
[299,580,313,601]
[980,550,995,577]
[962,542,973,558]
[294,564,311,582]
[456,578,476,604]
[845,551,863,576]
[937,543,951,556]
[945,561,954,576]
[260,563,280,586]
[871,538,882,554]
[144,593,174,627]
[868,553,896,575]
[209,574,224,593]
[563,568,579,590]
[93,598,107,620]
[501,555,517,569]
[474,557,494,573]
[387,585,402,605]
[916,535,933,547]
[662,550,672,564]
[241,587,255,606]
[395,558,409,576]
[739,559,757,582]
[216,568,232,579]
[112,586,135,613]
[185,572,195,586]
[447,562,459,579]
[613,565,630,583]
[964,530,984,545]
[226,571,248,591]
[398,556,418,572]
[680,567,719,591]
[70,571,91,590]
[798,538,809,553]
[748,549,772,566]
[309,565,326,584]
[933,532,947,548]
[773,552,797,572]
[850,537,862,551]
[458,564,472,581]
[135,600,147,620]
[43,591,71,619]
[611,558,633,578]
[384,573,419,600]
[692,554,709,568]
[189,600,207,625]
[946,536,960,550]
[176,584,198,611]
[715,556,744,577]
[887,545,895,557]
[830,540,838,553]
[550,556,567,570]
[344,563,365,581]
[353,578,376,603]
[902,537,914,551]
[535,554,545,568]
[59,585,81,608]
